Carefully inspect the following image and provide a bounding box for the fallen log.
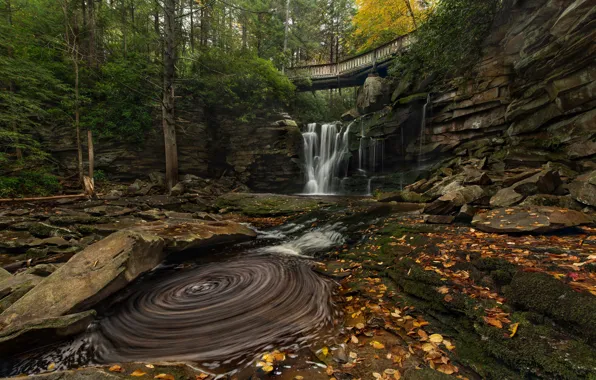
[0,193,88,203]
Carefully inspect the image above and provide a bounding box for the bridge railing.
[287,33,412,80]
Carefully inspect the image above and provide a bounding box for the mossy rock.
[506,271,596,342]
[215,193,328,216]
[395,92,429,105]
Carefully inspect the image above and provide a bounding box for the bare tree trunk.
[87,129,94,179]
[162,0,178,191]
[402,0,418,29]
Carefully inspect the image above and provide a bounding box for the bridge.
[287,33,413,91]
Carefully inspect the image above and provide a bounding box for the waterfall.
[302,123,353,195]
[418,94,431,165]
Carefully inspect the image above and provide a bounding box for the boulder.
[520,194,584,210]
[0,274,42,313]
[423,186,484,215]
[341,108,360,122]
[568,170,596,207]
[463,168,492,186]
[129,219,256,252]
[490,187,524,208]
[0,230,165,329]
[377,190,430,203]
[148,171,166,187]
[472,206,592,234]
[84,205,134,217]
[423,215,455,224]
[0,311,96,356]
[510,169,562,196]
[357,75,388,114]
[455,204,478,223]
[169,182,186,196]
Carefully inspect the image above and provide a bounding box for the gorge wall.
[344,0,595,193]
[37,108,303,193]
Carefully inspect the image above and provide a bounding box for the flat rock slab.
[0,231,165,330]
[130,219,257,252]
[0,311,95,356]
[215,193,329,216]
[472,206,592,233]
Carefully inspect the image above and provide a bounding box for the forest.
[0,0,595,379]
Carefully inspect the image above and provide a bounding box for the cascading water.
[302,120,385,195]
[302,122,353,194]
[418,94,431,166]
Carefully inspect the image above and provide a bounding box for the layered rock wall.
[353,0,595,181]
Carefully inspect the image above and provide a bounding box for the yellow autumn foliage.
[352,0,435,51]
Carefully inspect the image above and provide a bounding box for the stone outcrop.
[471,206,592,233]
[130,219,257,252]
[346,0,595,196]
[36,110,302,192]
[0,231,165,329]
[568,170,596,207]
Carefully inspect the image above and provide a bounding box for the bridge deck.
[287,33,412,91]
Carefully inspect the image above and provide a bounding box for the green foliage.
[186,49,295,120]
[84,55,159,143]
[291,88,357,123]
[94,169,108,182]
[0,171,62,198]
[390,0,501,80]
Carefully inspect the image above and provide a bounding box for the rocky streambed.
[0,191,595,379]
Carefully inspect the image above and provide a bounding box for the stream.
[0,201,390,378]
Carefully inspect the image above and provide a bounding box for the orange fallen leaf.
[131,370,147,377]
[109,365,124,372]
[154,375,175,380]
[484,316,503,329]
[371,341,385,349]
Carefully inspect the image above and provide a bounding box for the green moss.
[215,193,326,216]
[395,92,429,105]
[506,272,596,341]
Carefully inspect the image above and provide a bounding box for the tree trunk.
[75,58,84,185]
[282,0,290,73]
[88,0,97,66]
[189,0,194,53]
[5,0,21,160]
[87,129,94,179]
[162,0,178,191]
[402,0,418,29]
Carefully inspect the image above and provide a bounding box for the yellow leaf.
[154,375,175,380]
[356,322,365,330]
[294,376,304,380]
[371,341,385,349]
[195,374,209,380]
[145,364,155,369]
[429,334,443,344]
[421,343,435,352]
[351,335,359,344]
[509,322,519,338]
[321,346,329,356]
[131,370,147,377]
[47,363,56,371]
[109,365,124,372]
[262,365,274,373]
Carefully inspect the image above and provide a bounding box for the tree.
[162,0,179,191]
[352,0,430,50]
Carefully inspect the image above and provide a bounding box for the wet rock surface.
[471,206,592,233]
